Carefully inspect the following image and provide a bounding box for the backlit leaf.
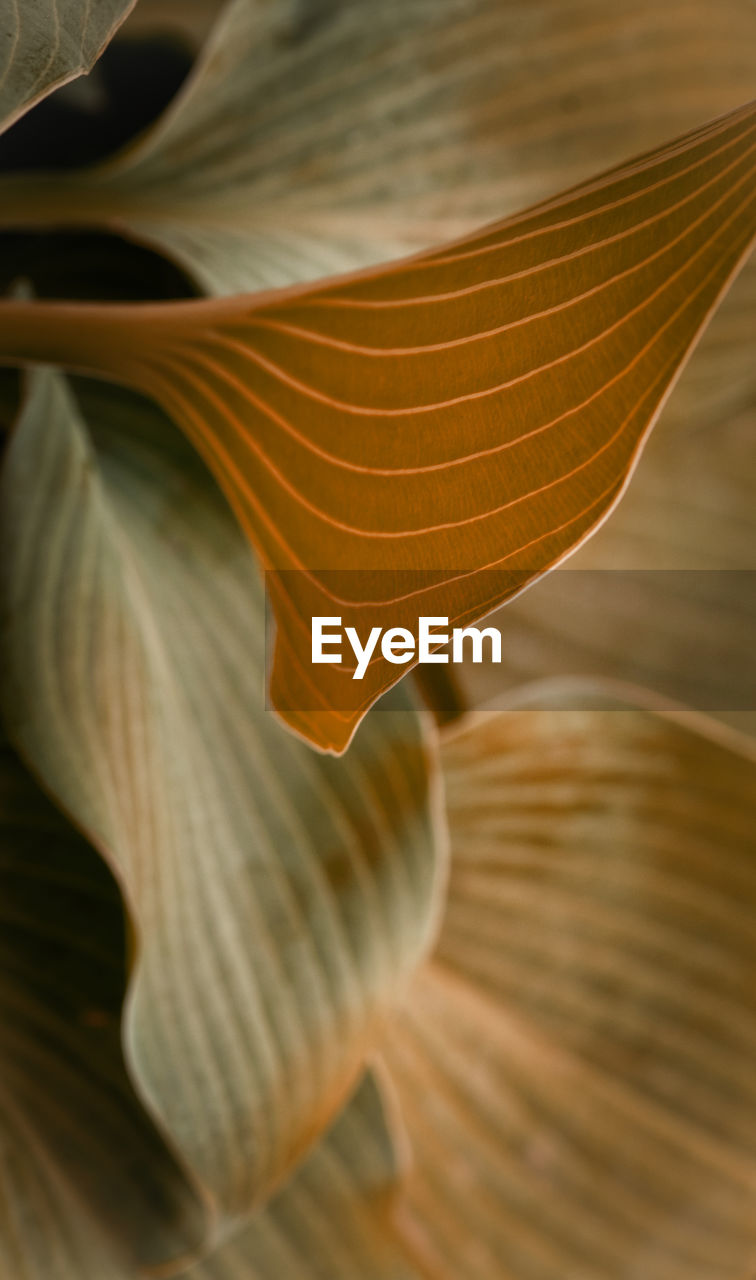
[458,279,756,735]
[3,0,756,293]
[0,369,444,1234]
[0,0,137,136]
[382,698,756,1279]
[448,80,756,734]
[1,101,755,750]
[0,736,208,1276]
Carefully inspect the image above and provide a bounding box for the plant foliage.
[0,1,754,1276]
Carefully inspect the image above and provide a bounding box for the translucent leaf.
[0,0,136,135]
[1,101,754,749]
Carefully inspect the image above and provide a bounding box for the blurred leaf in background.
[0,0,138,133]
[382,694,756,1279]
[0,0,754,1276]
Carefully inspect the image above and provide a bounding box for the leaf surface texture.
[0,369,444,1232]
[0,0,136,134]
[382,701,756,1279]
[0,738,208,1276]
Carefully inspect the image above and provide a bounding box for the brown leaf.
[458,258,756,737]
[381,699,756,1279]
[1,101,755,750]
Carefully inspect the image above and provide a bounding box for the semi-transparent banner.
[264,569,756,713]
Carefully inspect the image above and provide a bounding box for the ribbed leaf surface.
[2,100,754,749]
[0,370,444,1235]
[3,0,755,294]
[185,1073,421,1280]
[0,0,136,134]
[0,739,207,1276]
[383,700,756,1279]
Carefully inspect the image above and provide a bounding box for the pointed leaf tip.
[0,0,137,136]
[0,368,445,1229]
[1,100,755,750]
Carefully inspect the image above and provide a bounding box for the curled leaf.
[0,369,445,1234]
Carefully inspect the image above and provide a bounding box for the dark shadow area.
[0,36,192,171]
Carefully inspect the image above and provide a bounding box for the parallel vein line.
[250,133,756,356]
[195,177,754,427]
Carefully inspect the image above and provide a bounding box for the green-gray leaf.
[0,736,208,1277]
[0,0,137,135]
[0,368,445,1240]
[182,1071,421,1280]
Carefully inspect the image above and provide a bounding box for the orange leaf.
[1,100,756,751]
